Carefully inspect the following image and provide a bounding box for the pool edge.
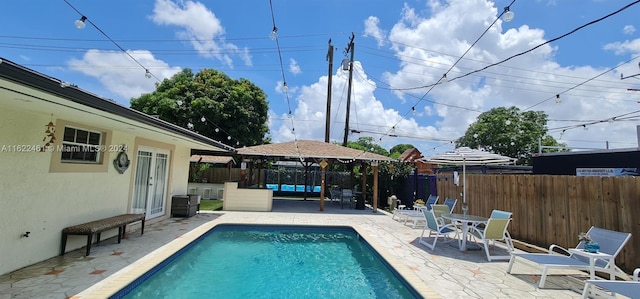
[72,219,440,299]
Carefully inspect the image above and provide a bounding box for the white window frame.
[60,126,103,164]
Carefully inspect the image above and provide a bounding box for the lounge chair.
[581,268,640,299]
[507,226,632,288]
[469,218,514,261]
[405,204,450,229]
[419,208,458,250]
[392,194,438,222]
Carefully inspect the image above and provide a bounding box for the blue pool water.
[116,225,420,299]
[266,184,321,192]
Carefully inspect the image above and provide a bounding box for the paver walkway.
[0,199,591,298]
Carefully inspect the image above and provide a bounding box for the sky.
[3,0,640,156]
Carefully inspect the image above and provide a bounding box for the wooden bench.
[60,214,145,256]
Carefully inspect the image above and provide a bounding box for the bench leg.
[96,232,101,244]
[86,234,93,256]
[141,219,145,235]
[60,233,68,256]
[117,226,123,243]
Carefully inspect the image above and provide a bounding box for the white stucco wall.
[0,107,192,276]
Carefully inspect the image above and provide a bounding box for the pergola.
[235,140,396,212]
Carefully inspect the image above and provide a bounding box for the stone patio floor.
[0,198,606,298]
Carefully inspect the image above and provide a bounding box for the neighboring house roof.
[398,148,423,162]
[0,57,234,153]
[236,140,395,162]
[190,155,235,164]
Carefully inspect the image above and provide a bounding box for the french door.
[131,146,170,219]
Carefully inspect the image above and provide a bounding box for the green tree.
[346,137,389,156]
[130,68,269,146]
[456,106,565,165]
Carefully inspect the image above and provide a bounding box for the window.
[61,126,103,163]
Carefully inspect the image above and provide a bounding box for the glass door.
[131,146,170,219]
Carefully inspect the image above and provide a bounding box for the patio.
[0,198,589,298]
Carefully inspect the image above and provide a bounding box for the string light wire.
[62,0,161,82]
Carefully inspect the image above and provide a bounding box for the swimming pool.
[113,224,420,298]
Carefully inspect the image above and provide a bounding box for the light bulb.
[412,106,416,115]
[502,8,514,22]
[227,136,231,140]
[201,116,206,122]
[176,100,183,106]
[145,69,151,79]
[505,120,511,125]
[215,128,219,132]
[187,122,194,129]
[555,94,561,104]
[75,16,87,29]
[270,27,278,40]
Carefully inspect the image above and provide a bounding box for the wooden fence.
[436,174,640,273]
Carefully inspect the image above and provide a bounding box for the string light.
[502,6,515,22]
[74,16,87,29]
[555,94,561,103]
[201,116,206,122]
[63,0,161,82]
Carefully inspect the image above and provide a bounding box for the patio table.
[442,213,488,251]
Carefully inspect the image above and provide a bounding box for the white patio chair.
[581,268,640,299]
[507,226,632,288]
[469,218,514,261]
[419,208,459,250]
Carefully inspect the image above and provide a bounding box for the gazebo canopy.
[236,140,395,163]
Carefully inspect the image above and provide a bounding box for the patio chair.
[424,194,439,210]
[340,189,354,209]
[396,195,441,226]
[507,226,632,288]
[443,198,457,212]
[581,268,640,299]
[328,188,341,203]
[468,218,514,261]
[419,208,459,250]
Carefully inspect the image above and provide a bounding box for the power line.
[62,0,161,82]
[378,1,518,143]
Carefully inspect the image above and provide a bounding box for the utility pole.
[343,33,355,147]
[325,38,333,143]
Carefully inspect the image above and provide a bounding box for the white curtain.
[132,151,152,214]
[149,153,168,216]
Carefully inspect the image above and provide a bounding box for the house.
[0,58,234,276]
[398,147,436,174]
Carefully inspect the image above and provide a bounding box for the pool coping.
[72,217,440,299]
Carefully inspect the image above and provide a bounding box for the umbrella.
[422,147,515,205]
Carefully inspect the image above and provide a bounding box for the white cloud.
[68,49,181,100]
[623,25,636,35]
[289,58,301,75]
[603,39,640,55]
[270,0,640,152]
[150,0,251,68]
[363,16,387,47]
[270,61,440,148]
